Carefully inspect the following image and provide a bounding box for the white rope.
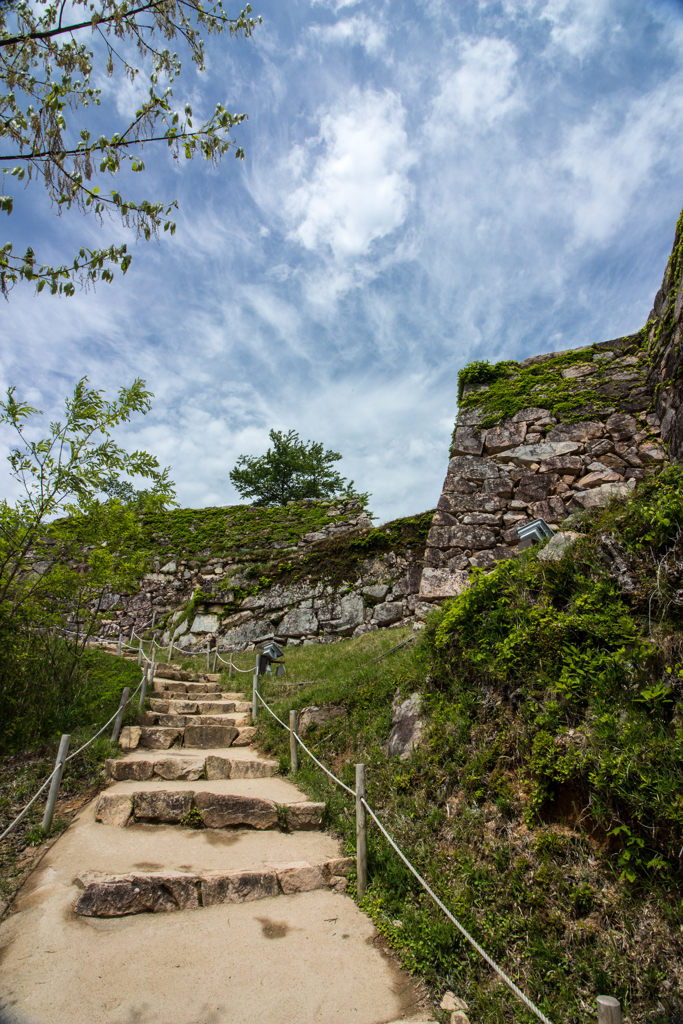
[0,675,144,844]
[361,800,554,1024]
[216,652,253,673]
[257,693,356,797]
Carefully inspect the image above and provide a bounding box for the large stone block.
[451,428,484,457]
[139,727,182,750]
[605,413,638,440]
[527,497,568,523]
[105,758,154,782]
[133,790,193,823]
[153,756,205,781]
[278,608,319,637]
[232,727,256,746]
[372,602,404,625]
[183,725,238,748]
[161,698,198,714]
[191,613,219,634]
[193,792,278,829]
[298,705,347,736]
[547,420,604,442]
[511,407,551,423]
[286,802,326,830]
[95,793,133,827]
[508,441,579,466]
[387,693,423,760]
[229,758,279,779]
[329,592,365,635]
[572,480,634,509]
[419,567,470,601]
[538,455,583,475]
[515,473,559,503]
[274,861,328,894]
[430,525,497,550]
[438,493,507,514]
[484,422,527,453]
[447,456,500,481]
[200,869,279,906]
[537,531,582,562]
[75,873,199,917]
[118,726,141,751]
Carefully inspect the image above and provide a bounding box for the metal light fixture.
[517,518,553,550]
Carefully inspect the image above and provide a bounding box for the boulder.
[105,758,154,782]
[372,602,404,626]
[75,873,199,917]
[118,726,141,751]
[537,531,582,562]
[572,481,634,509]
[278,608,319,638]
[153,756,205,781]
[419,567,470,601]
[133,791,193,823]
[273,861,327,894]
[193,792,278,829]
[329,592,365,636]
[183,725,238,748]
[605,413,638,441]
[362,584,389,601]
[387,693,424,760]
[483,422,527,453]
[298,705,347,736]
[139,727,182,750]
[95,793,133,827]
[200,869,279,906]
[191,613,219,634]
[286,802,326,830]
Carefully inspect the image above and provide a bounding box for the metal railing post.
[139,663,149,709]
[111,687,131,744]
[597,998,621,1024]
[41,734,70,833]
[356,763,367,897]
[289,710,299,773]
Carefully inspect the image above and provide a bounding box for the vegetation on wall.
[256,468,683,1024]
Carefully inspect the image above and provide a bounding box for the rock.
[298,705,347,736]
[137,713,160,726]
[538,455,583,475]
[451,428,484,456]
[105,758,154,782]
[372,602,404,625]
[232,727,256,746]
[164,682,187,693]
[537,531,582,561]
[438,493,507,514]
[508,441,579,466]
[441,993,468,1012]
[576,469,623,488]
[162,699,198,714]
[419,567,470,601]
[527,497,567,523]
[427,525,496,549]
[272,861,328,894]
[186,682,209,693]
[598,452,628,472]
[482,474,514,497]
[75,873,199,917]
[200,869,279,906]
[362,584,389,601]
[322,857,355,879]
[468,550,497,568]
[484,422,527,453]
[156,715,188,727]
[183,724,238,748]
[118,726,141,751]
[139,727,182,750]
[461,512,502,525]
[387,693,423,760]
[572,480,634,508]
[514,473,557,503]
[639,442,665,465]
[153,756,205,781]
[286,802,326,830]
[447,456,500,480]
[95,794,133,827]
[148,699,169,713]
[278,608,319,637]
[204,755,232,779]
[133,791,193,823]
[190,613,219,633]
[561,362,595,379]
[451,1013,471,1024]
[511,407,550,423]
[606,413,638,440]
[547,421,604,442]
[193,792,278,829]
[329,592,365,635]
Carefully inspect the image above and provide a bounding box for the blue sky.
[3,0,683,522]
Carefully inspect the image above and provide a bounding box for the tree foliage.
[229,428,369,508]
[0,0,260,296]
[0,378,175,748]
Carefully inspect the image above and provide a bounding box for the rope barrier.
[0,769,60,842]
[255,689,554,1024]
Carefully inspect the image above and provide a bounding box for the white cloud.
[428,36,521,137]
[310,15,387,55]
[542,0,611,58]
[285,88,415,260]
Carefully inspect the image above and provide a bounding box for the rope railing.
[254,687,554,1024]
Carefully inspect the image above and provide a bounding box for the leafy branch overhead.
[0,0,261,296]
[229,428,370,508]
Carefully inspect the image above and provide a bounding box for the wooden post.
[168,641,173,663]
[356,763,367,897]
[289,710,299,773]
[139,663,149,709]
[137,638,143,666]
[150,651,156,691]
[41,734,70,833]
[152,611,156,628]
[229,653,233,679]
[117,633,122,657]
[212,648,218,673]
[597,997,622,1024]
[206,645,210,672]
[252,651,260,721]
[111,687,131,744]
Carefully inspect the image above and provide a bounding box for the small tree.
[229,429,369,507]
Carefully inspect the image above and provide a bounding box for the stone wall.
[647,208,683,462]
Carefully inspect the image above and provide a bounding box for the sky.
[3,0,683,523]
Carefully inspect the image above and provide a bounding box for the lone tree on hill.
[0,1,260,296]
[229,429,369,508]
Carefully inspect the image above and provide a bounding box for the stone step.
[74,857,353,917]
[105,754,278,782]
[137,713,250,728]
[136,724,255,749]
[95,789,326,830]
